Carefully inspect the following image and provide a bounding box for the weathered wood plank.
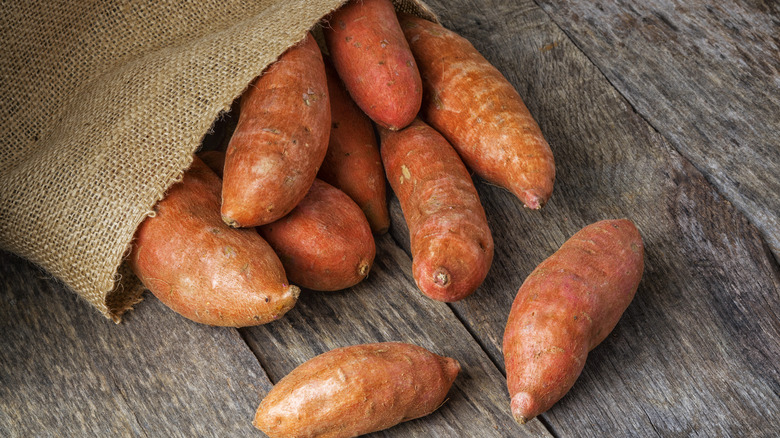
[0,252,270,437]
[534,0,780,262]
[241,235,551,437]
[386,0,780,436]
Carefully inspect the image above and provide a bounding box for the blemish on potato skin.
[431,92,443,110]
[302,89,319,106]
[400,164,412,184]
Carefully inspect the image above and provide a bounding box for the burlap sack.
[0,0,436,321]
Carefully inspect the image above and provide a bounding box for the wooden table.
[2,0,779,436]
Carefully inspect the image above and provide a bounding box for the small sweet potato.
[399,14,556,209]
[259,179,376,291]
[324,0,422,130]
[502,219,644,423]
[221,32,330,228]
[254,342,460,438]
[380,119,494,302]
[128,157,299,327]
[200,152,374,291]
[318,58,390,234]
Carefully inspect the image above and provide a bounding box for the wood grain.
[390,0,780,435]
[0,252,270,437]
[240,235,551,437]
[535,0,780,262]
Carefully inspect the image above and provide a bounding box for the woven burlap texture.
[0,0,436,321]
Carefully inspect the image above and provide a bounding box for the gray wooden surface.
[2,0,779,437]
[535,0,780,263]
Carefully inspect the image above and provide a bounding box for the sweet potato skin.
[502,219,644,423]
[399,14,555,210]
[128,157,299,327]
[221,32,330,227]
[254,342,460,438]
[318,59,390,234]
[259,179,376,291]
[380,119,494,302]
[324,0,422,130]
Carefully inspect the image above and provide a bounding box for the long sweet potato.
[254,342,460,438]
[259,179,376,291]
[324,0,421,130]
[128,157,299,327]
[318,58,390,234]
[221,32,330,228]
[380,119,493,302]
[502,219,644,423]
[399,14,556,209]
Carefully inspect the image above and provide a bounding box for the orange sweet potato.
[254,342,460,438]
[259,179,376,291]
[221,32,330,228]
[324,0,422,130]
[502,219,644,423]
[128,157,299,327]
[318,58,390,234]
[380,119,494,302]
[399,14,556,210]
[200,151,374,291]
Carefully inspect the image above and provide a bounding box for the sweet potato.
[221,32,330,228]
[200,151,374,291]
[128,157,299,327]
[502,219,644,423]
[324,0,421,130]
[380,119,493,302]
[259,179,376,291]
[254,342,460,438]
[399,14,556,209]
[318,58,390,234]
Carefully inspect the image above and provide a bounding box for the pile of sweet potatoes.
[128,0,645,435]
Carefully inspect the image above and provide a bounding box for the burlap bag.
[0,0,436,321]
